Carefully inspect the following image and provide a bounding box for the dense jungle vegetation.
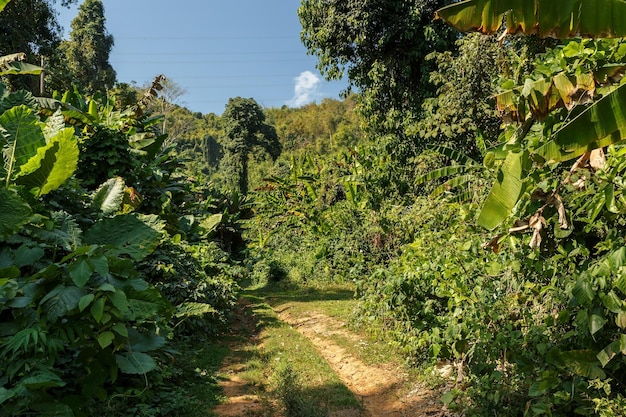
[2,0,626,415]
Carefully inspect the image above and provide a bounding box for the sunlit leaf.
[15,128,79,196]
[477,150,526,230]
[535,83,626,163]
[0,105,45,185]
[92,177,125,215]
[436,0,626,38]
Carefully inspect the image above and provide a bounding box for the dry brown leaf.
[572,176,587,189]
[570,152,590,173]
[509,219,530,233]
[529,213,546,249]
[589,148,606,170]
[548,193,568,229]
[481,234,503,254]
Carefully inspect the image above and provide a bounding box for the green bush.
[138,240,239,335]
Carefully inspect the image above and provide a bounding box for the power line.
[113,58,313,64]
[115,35,296,41]
[113,51,305,56]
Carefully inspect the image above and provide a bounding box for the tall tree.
[0,0,77,93]
[221,97,281,195]
[61,0,115,94]
[299,0,457,135]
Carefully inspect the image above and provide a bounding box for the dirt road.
[213,297,450,417]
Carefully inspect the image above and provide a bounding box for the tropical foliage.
[5,0,626,416]
[0,61,240,417]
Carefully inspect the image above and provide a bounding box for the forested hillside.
[2,0,626,416]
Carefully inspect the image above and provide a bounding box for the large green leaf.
[0,188,31,239]
[0,1,11,13]
[0,105,45,186]
[92,177,125,215]
[535,83,626,163]
[115,352,157,375]
[174,302,217,319]
[15,128,79,196]
[436,0,626,38]
[597,334,626,366]
[84,214,164,261]
[477,150,526,230]
[128,327,166,352]
[40,285,85,322]
[0,61,43,76]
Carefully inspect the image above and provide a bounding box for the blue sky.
[56,1,349,115]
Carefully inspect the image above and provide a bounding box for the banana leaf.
[432,175,475,197]
[436,0,626,38]
[0,1,10,13]
[0,62,43,76]
[535,82,626,162]
[477,150,527,230]
[428,145,480,166]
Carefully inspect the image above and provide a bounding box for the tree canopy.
[221,97,281,195]
[298,0,457,134]
[0,0,77,92]
[61,0,116,93]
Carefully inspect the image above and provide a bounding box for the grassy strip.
[252,282,408,367]
[235,293,361,416]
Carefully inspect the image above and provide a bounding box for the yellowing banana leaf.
[477,150,527,230]
[535,83,626,162]
[497,73,596,122]
[436,0,626,38]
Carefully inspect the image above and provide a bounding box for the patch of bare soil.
[276,304,449,417]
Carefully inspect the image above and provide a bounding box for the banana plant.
[436,0,626,38]
[436,0,626,388]
[414,145,487,203]
[436,3,626,230]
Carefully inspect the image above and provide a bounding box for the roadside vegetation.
[2,0,626,416]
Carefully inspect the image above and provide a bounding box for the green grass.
[97,280,422,416]
[251,281,405,366]
[238,295,361,415]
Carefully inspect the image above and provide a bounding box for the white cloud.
[288,71,321,107]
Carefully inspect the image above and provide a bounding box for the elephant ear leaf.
[477,150,527,230]
[436,0,626,38]
[0,105,45,186]
[84,214,164,261]
[15,128,79,197]
[0,1,10,13]
[92,177,125,215]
